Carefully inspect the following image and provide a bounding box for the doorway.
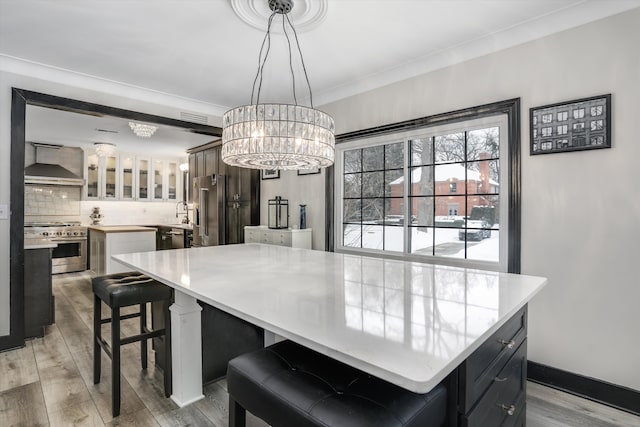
[2,88,221,351]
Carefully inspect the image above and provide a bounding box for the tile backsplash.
[25,185,81,217]
[24,184,190,226]
[80,200,190,226]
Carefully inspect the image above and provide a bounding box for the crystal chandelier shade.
[94,142,116,157]
[221,0,335,170]
[129,122,158,138]
[222,104,334,169]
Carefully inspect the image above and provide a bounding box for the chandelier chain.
[285,13,314,108]
[282,13,298,106]
[250,9,315,108]
[251,11,277,105]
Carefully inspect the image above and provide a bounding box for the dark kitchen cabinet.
[24,247,54,338]
[204,147,218,176]
[196,151,205,178]
[225,165,259,244]
[457,305,528,426]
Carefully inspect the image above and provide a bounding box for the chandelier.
[129,122,158,138]
[221,0,335,170]
[94,142,116,157]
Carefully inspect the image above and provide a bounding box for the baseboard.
[528,361,640,416]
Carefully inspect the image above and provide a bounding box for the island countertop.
[114,244,547,394]
[88,225,157,233]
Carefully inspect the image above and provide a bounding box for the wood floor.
[1,272,638,427]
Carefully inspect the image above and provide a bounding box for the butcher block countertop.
[88,225,157,233]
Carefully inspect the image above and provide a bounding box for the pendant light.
[221,0,335,170]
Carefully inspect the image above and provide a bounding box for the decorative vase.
[299,204,306,230]
[90,206,103,225]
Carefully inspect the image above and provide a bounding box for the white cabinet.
[84,149,181,202]
[118,154,153,201]
[89,226,156,275]
[152,159,179,202]
[244,226,312,249]
[85,151,119,200]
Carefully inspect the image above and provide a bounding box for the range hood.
[24,143,84,186]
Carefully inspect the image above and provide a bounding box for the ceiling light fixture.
[94,142,116,157]
[129,122,158,138]
[221,0,335,170]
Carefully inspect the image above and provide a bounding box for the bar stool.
[93,272,173,417]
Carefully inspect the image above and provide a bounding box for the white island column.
[169,290,204,406]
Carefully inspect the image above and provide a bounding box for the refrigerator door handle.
[200,188,209,238]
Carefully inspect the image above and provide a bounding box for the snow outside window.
[335,114,509,271]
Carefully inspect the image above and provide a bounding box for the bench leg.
[111,307,121,417]
[93,295,101,384]
[229,397,246,427]
[140,303,147,370]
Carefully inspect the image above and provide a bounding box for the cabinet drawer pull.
[498,403,516,416]
[498,339,516,349]
[494,376,508,382]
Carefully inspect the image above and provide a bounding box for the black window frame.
[325,98,521,274]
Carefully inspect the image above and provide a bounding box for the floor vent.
[180,112,209,125]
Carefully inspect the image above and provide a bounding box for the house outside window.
[335,113,512,271]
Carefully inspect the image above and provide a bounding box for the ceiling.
[3,0,639,156]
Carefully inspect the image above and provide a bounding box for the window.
[557,111,568,121]
[334,102,518,273]
[557,124,568,135]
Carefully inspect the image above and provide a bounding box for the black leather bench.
[92,271,173,417]
[227,340,448,427]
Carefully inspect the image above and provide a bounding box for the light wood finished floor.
[1,272,638,426]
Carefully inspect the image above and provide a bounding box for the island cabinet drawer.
[460,339,527,427]
[458,305,528,412]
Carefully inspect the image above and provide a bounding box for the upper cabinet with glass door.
[84,150,119,200]
[85,149,181,202]
[118,154,153,201]
[152,159,179,202]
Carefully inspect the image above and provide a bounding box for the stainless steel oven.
[24,222,87,274]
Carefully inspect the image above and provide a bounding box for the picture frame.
[530,94,611,155]
[261,169,280,180]
[297,167,321,176]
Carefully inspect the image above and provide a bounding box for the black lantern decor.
[268,196,289,229]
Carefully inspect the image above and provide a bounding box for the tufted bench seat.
[227,340,448,427]
[93,271,173,417]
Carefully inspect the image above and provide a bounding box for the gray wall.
[319,9,640,390]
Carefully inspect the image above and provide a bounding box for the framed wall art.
[530,94,611,155]
[261,169,280,180]
[297,167,321,176]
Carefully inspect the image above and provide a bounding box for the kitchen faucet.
[176,201,190,224]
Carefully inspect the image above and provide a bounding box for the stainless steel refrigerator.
[192,174,226,247]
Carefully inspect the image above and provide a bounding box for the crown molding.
[0,54,229,117]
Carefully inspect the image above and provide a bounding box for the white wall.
[315,9,639,391]
[260,169,326,250]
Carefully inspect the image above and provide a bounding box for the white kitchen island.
[114,244,547,423]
